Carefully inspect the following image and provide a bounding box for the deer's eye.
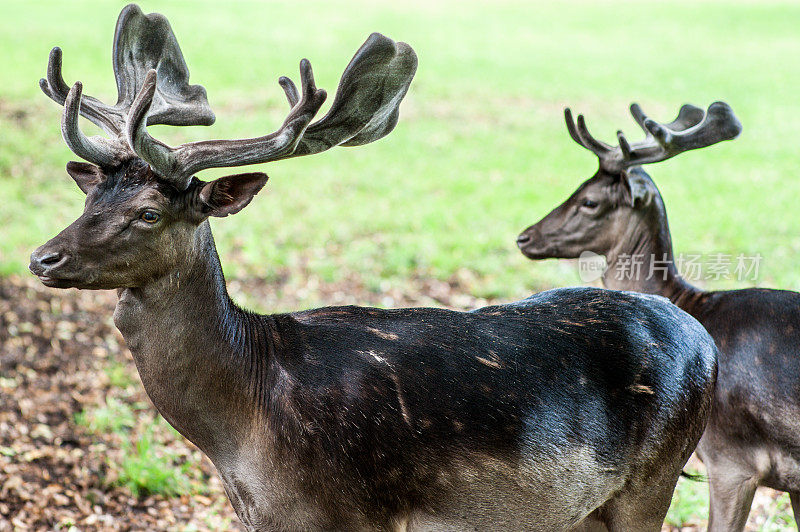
[140,210,160,224]
[581,199,599,209]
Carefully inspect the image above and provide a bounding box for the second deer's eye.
[140,211,160,224]
[581,199,599,209]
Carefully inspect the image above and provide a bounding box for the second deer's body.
[518,102,800,530]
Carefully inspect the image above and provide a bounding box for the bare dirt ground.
[0,274,489,531]
[0,275,790,530]
[0,276,237,530]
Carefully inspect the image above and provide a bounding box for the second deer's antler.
[564,101,743,173]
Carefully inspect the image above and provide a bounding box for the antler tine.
[564,108,589,149]
[629,103,649,133]
[40,47,70,104]
[643,117,672,146]
[62,82,122,168]
[564,109,613,154]
[292,59,324,114]
[126,70,177,177]
[279,76,301,108]
[666,104,705,131]
[576,114,613,154]
[40,47,126,137]
[564,108,622,171]
[617,130,632,161]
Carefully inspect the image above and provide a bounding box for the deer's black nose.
[40,251,63,265]
[29,249,68,274]
[517,233,533,248]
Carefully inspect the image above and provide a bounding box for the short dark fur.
[520,162,800,530]
[32,159,717,530]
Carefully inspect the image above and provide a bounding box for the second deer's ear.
[66,161,105,194]
[620,168,654,208]
[198,172,269,217]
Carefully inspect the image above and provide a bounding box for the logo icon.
[577,251,608,283]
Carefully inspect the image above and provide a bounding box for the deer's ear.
[620,168,654,208]
[198,172,269,217]
[66,161,104,194]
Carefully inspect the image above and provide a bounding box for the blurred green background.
[1,1,799,528]
[3,0,799,308]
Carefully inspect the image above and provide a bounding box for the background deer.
[518,102,800,530]
[29,5,718,530]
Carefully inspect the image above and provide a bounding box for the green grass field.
[3,0,800,306]
[2,0,800,528]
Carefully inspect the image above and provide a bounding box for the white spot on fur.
[358,349,392,368]
[367,327,399,341]
[390,373,412,427]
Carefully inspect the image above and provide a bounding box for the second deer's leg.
[706,466,758,532]
[789,492,800,529]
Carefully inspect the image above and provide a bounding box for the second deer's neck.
[601,198,703,307]
[113,221,274,457]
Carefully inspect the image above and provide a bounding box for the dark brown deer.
[30,5,718,530]
[518,103,800,530]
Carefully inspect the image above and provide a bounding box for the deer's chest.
[212,445,381,531]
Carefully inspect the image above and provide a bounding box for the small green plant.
[74,397,136,434]
[105,360,137,390]
[55,519,78,532]
[665,474,709,528]
[759,493,795,531]
[117,425,194,498]
[177,504,234,532]
[74,363,205,499]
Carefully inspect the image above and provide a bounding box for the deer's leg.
[600,481,678,532]
[706,467,758,532]
[582,457,685,532]
[789,492,800,529]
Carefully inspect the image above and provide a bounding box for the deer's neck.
[601,198,702,307]
[113,221,273,457]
